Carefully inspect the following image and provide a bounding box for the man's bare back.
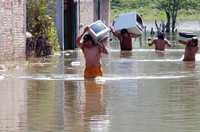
[152,39,171,51]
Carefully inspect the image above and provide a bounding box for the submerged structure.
[0,0,26,59]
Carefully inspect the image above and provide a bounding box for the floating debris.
[0,65,7,71]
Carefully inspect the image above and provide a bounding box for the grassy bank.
[111,7,200,22]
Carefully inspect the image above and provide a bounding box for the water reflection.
[27,80,64,132]
[120,51,133,58]
[155,50,165,57]
[0,77,27,132]
[161,78,200,131]
[64,80,109,132]
[84,81,109,132]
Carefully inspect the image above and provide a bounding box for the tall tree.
[154,0,200,32]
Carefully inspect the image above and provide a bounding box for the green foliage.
[111,0,200,21]
[152,0,200,32]
[47,19,60,51]
[178,9,200,21]
[27,0,60,51]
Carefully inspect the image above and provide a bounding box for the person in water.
[76,26,108,79]
[148,32,171,51]
[179,37,199,61]
[110,27,140,51]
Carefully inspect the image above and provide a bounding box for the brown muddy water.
[1,45,200,132]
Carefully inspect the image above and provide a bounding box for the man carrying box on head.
[76,20,110,79]
[76,26,108,79]
[110,27,140,51]
[110,12,143,51]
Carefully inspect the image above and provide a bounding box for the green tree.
[27,0,60,51]
[153,0,200,32]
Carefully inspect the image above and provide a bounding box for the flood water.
[1,43,200,132]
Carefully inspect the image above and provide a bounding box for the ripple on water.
[14,74,191,81]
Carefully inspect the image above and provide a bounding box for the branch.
[155,20,160,32]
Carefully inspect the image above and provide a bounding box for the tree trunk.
[171,16,176,32]
[171,10,178,32]
[171,0,179,32]
[165,11,170,33]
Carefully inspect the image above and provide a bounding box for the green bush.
[27,0,60,52]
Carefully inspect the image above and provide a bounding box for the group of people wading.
[77,25,199,79]
[26,22,198,79]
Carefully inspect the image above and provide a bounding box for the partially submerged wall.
[0,0,26,60]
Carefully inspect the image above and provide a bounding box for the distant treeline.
[111,0,200,32]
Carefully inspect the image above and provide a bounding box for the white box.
[88,20,110,41]
[113,12,144,35]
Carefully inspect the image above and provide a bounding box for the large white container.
[113,12,144,35]
[88,20,110,41]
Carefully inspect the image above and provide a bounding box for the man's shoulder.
[164,39,170,43]
[152,38,158,43]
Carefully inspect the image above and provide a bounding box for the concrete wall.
[99,0,110,25]
[0,0,26,60]
[79,0,94,27]
[79,0,110,31]
[56,0,64,50]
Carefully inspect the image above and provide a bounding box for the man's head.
[157,32,165,40]
[120,29,129,36]
[190,37,198,47]
[83,34,96,46]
